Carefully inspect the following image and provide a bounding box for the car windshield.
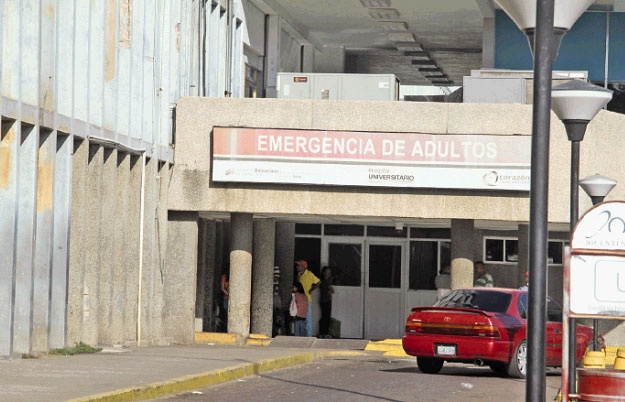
[435,289,512,314]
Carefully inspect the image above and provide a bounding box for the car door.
[545,298,564,366]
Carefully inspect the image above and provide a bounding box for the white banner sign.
[570,255,625,316]
[211,127,532,191]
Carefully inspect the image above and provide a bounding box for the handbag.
[289,294,298,317]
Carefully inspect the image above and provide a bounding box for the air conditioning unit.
[463,69,588,104]
[277,73,400,101]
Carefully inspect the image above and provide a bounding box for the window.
[548,240,567,265]
[484,237,518,263]
[327,243,362,286]
[409,240,451,290]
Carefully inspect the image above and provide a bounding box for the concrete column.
[450,219,475,289]
[517,224,529,287]
[313,46,345,73]
[275,222,295,311]
[123,155,142,343]
[481,17,495,69]
[228,213,253,342]
[83,144,104,346]
[251,219,275,337]
[49,134,72,349]
[112,152,130,345]
[301,44,314,72]
[264,15,280,98]
[32,130,56,353]
[13,125,39,354]
[98,148,117,345]
[0,121,18,357]
[163,211,198,344]
[67,138,89,346]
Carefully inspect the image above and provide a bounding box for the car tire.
[506,340,527,379]
[416,357,444,374]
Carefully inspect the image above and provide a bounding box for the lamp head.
[493,0,594,32]
[579,174,617,205]
[551,80,613,142]
[493,0,594,55]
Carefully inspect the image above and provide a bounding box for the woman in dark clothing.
[319,266,334,338]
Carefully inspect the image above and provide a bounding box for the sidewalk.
[0,335,404,402]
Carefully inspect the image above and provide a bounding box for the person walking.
[474,261,494,287]
[318,266,334,338]
[295,260,320,337]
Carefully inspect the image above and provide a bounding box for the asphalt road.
[155,354,563,402]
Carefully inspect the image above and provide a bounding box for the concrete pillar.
[313,46,345,73]
[264,15,280,98]
[98,148,117,345]
[67,138,89,346]
[228,213,253,342]
[13,125,39,354]
[517,224,529,288]
[450,219,475,289]
[251,219,275,337]
[49,134,72,349]
[141,158,163,344]
[32,130,55,353]
[275,222,295,311]
[301,44,314,72]
[123,154,142,343]
[111,152,130,345]
[0,121,18,356]
[481,15,495,69]
[163,211,198,344]
[83,144,104,346]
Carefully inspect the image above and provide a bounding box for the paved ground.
[0,336,383,402]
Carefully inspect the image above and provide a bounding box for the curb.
[365,338,410,358]
[66,350,337,402]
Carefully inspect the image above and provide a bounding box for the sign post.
[563,201,625,401]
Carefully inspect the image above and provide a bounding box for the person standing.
[474,261,494,287]
[291,282,308,336]
[319,266,334,338]
[295,260,320,337]
[219,267,230,331]
[434,263,451,300]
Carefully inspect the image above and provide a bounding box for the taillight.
[405,319,422,334]
[405,319,500,338]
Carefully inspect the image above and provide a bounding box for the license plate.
[436,344,456,356]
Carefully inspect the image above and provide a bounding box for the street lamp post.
[493,1,594,401]
[579,174,617,350]
[550,81,612,400]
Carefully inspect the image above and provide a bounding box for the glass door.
[325,240,364,339]
[364,241,404,339]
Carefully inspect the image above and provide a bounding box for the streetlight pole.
[493,1,594,401]
[551,82,613,396]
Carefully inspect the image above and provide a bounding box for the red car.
[402,288,597,378]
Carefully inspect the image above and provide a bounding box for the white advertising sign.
[570,201,625,317]
[570,255,625,316]
[211,127,532,191]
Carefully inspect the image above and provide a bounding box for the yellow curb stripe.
[66,352,332,402]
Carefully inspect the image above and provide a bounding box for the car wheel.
[416,357,444,374]
[506,340,527,379]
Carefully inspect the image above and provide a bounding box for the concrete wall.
[170,97,625,223]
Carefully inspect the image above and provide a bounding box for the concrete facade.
[170,97,625,344]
